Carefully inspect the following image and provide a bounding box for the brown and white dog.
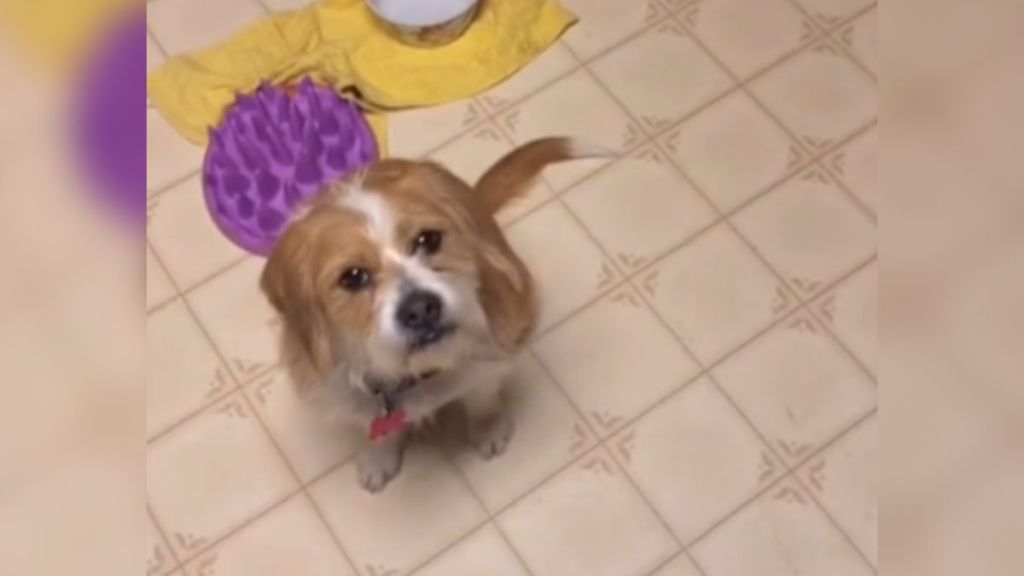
[260,137,603,491]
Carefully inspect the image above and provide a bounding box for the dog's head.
[261,138,600,390]
[261,159,523,386]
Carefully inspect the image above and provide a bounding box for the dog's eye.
[412,230,443,255]
[338,267,371,292]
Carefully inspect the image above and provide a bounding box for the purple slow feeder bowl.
[203,79,379,256]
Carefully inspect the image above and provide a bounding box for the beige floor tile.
[681,0,815,79]
[793,0,875,29]
[310,446,486,576]
[428,122,513,185]
[814,260,877,374]
[651,553,703,576]
[183,495,354,576]
[147,33,165,73]
[611,378,784,543]
[712,311,876,465]
[148,175,246,290]
[148,247,176,310]
[828,125,877,213]
[244,369,360,484]
[147,299,233,439]
[800,415,877,566]
[147,0,267,55]
[496,70,641,192]
[837,8,877,75]
[261,0,317,10]
[534,286,700,437]
[148,513,175,576]
[413,524,529,576]
[749,43,876,153]
[142,0,878,569]
[498,450,677,576]
[148,109,205,194]
[590,22,733,134]
[426,121,559,225]
[451,354,595,511]
[148,392,298,561]
[731,167,875,299]
[478,42,579,113]
[186,258,281,383]
[505,201,619,332]
[388,99,485,158]
[640,224,797,365]
[561,0,665,60]
[563,146,717,272]
[661,91,805,213]
[691,477,873,576]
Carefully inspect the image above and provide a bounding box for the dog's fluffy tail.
[475,137,612,215]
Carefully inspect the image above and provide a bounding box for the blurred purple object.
[203,79,379,255]
[77,6,146,229]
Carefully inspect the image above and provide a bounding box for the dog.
[260,137,604,491]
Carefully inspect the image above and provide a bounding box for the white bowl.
[366,0,481,48]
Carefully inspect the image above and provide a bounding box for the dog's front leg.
[356,430,405,493]
[462,382,513,459]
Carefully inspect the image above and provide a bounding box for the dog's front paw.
[472,413,514,460]
[357,443,403,493]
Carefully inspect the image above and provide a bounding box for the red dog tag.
[369,408,407,441]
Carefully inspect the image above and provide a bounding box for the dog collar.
[367,370,438,441]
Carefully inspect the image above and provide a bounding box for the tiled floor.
[147,0,877,575]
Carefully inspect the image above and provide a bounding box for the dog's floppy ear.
[260,229,336,377]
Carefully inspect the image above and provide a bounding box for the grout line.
[598,441,689,550]
[433,447,539,576]
[174,256,251,301]
[708,366,878,567]
[401,517,493,576]
[829,21,878,82]
[146,24,170,58]
[642,549,709,576]
[146,6,880,567]
[475,42,584,117]
[667,4,879,197]
[153,234,361,575]
[148,168,202,200]
[558,3,676,67]
[239,384,363,576]
[145,362,282,447]
[146,242,356,573]
[149,506,184,575]
[804,255,879,381]
[682,407,877,550]
[148,7,870,302]
[177,488,304,568]
[792,465,879,573]
[173,255,251,301]
[153,240,362,569]
[564,21,746,145]
[145,382,240,446]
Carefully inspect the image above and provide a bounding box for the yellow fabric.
[146,0,576,155]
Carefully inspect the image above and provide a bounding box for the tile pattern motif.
[147,0,877,573]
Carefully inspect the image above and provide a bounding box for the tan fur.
[260,138,594,490]
[475,137,586,214]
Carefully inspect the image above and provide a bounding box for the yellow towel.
[147,0,576,155]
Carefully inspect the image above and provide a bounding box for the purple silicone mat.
[203,78,379,255]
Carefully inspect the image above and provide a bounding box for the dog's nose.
[396,290,443,332]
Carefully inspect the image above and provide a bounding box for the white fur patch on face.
[337,187,468,349]
[339,186,395,248]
